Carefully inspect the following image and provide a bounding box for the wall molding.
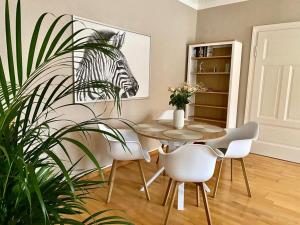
[178,0,248,10]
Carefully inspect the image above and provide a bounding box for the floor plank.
[76,154,300,225]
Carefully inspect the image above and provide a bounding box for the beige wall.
[196,0,300,125]
[5,0,300,169]
[0,0,197,168]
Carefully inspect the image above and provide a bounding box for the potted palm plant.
[168,83,199,129]
[0,0,133,224]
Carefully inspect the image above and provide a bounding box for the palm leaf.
[5,0,16,95]
[44,20,75,60]
[0,57,9,108]
[16,0,23,86]
[0,0,134,224]
[35,15,65,68]
[26,12,48,77]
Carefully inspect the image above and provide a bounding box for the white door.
[245,22,300,163]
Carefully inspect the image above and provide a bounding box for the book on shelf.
[195,46,213,57]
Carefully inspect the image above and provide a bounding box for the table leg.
[140,167,165,191]
[177,182,185,210]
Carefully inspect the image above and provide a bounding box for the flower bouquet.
[168,83,199,129]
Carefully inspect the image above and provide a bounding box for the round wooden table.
[134,119,226,144]
[134,119,226,210]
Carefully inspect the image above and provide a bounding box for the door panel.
[286,66,300,121]
[258,65,282,119]
[247,23,300,162]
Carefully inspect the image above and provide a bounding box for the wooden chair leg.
[164,181,178,225]
[156,144,165,164]
[137,160,151,201]
[163,145,169,176]
[156,155,160,164]
[106,160,117,203]
[240,158,252,197]
[196,184,200,207]
[162,178,174,206]
[211,159,223,198]
[200,182,212,225]
[231,159,233,181]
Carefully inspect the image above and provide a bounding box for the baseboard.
[251,142,300,163]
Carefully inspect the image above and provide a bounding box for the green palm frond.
[0,0,134,224]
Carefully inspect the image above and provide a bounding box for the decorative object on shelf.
[168,83,199,129]
[73,16,150,103]
[207,46,213,57]
[194,47,200,57]
[197,82,209,93]
[199,61,205,72]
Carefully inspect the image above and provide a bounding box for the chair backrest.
[98,124,119,142]
[159,144,218,182]
[98,124,146,161]
[229,121,259,141]
[207,122,259,148]
[158,110,174,120]
[224,122,259,158]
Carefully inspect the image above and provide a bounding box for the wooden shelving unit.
[190,116,227,124]
[192,55,232,60]
[192,72,230,75]
[197,91,229,95]
[186,41,242,128]
[189,103,228,110]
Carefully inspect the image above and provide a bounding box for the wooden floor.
[78,154,300,225]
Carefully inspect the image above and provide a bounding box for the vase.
[173,109,185,129]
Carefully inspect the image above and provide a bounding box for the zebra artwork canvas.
[73,16,150,103]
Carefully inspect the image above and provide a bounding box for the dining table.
[133,119,226,210]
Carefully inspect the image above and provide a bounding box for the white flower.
[168,87,175,92]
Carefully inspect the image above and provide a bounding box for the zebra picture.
[73,17,150,103]
[76,30,139,101]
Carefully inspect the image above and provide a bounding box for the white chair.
[159,144,219,225]
[156,110,174,164]
[206,121,259,198]
[98,124,151,203]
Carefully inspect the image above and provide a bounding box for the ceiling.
[178,0,248,10]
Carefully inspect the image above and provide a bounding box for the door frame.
[245,21,300,122]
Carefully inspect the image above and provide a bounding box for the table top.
[134,120,226,142]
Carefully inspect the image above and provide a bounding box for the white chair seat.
[109,145,151,162]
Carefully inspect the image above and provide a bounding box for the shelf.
[192,72,230,75]
[189,104,227,110]
[192,56,231,60]
[196,91,229,95]
[190,116,227,124]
